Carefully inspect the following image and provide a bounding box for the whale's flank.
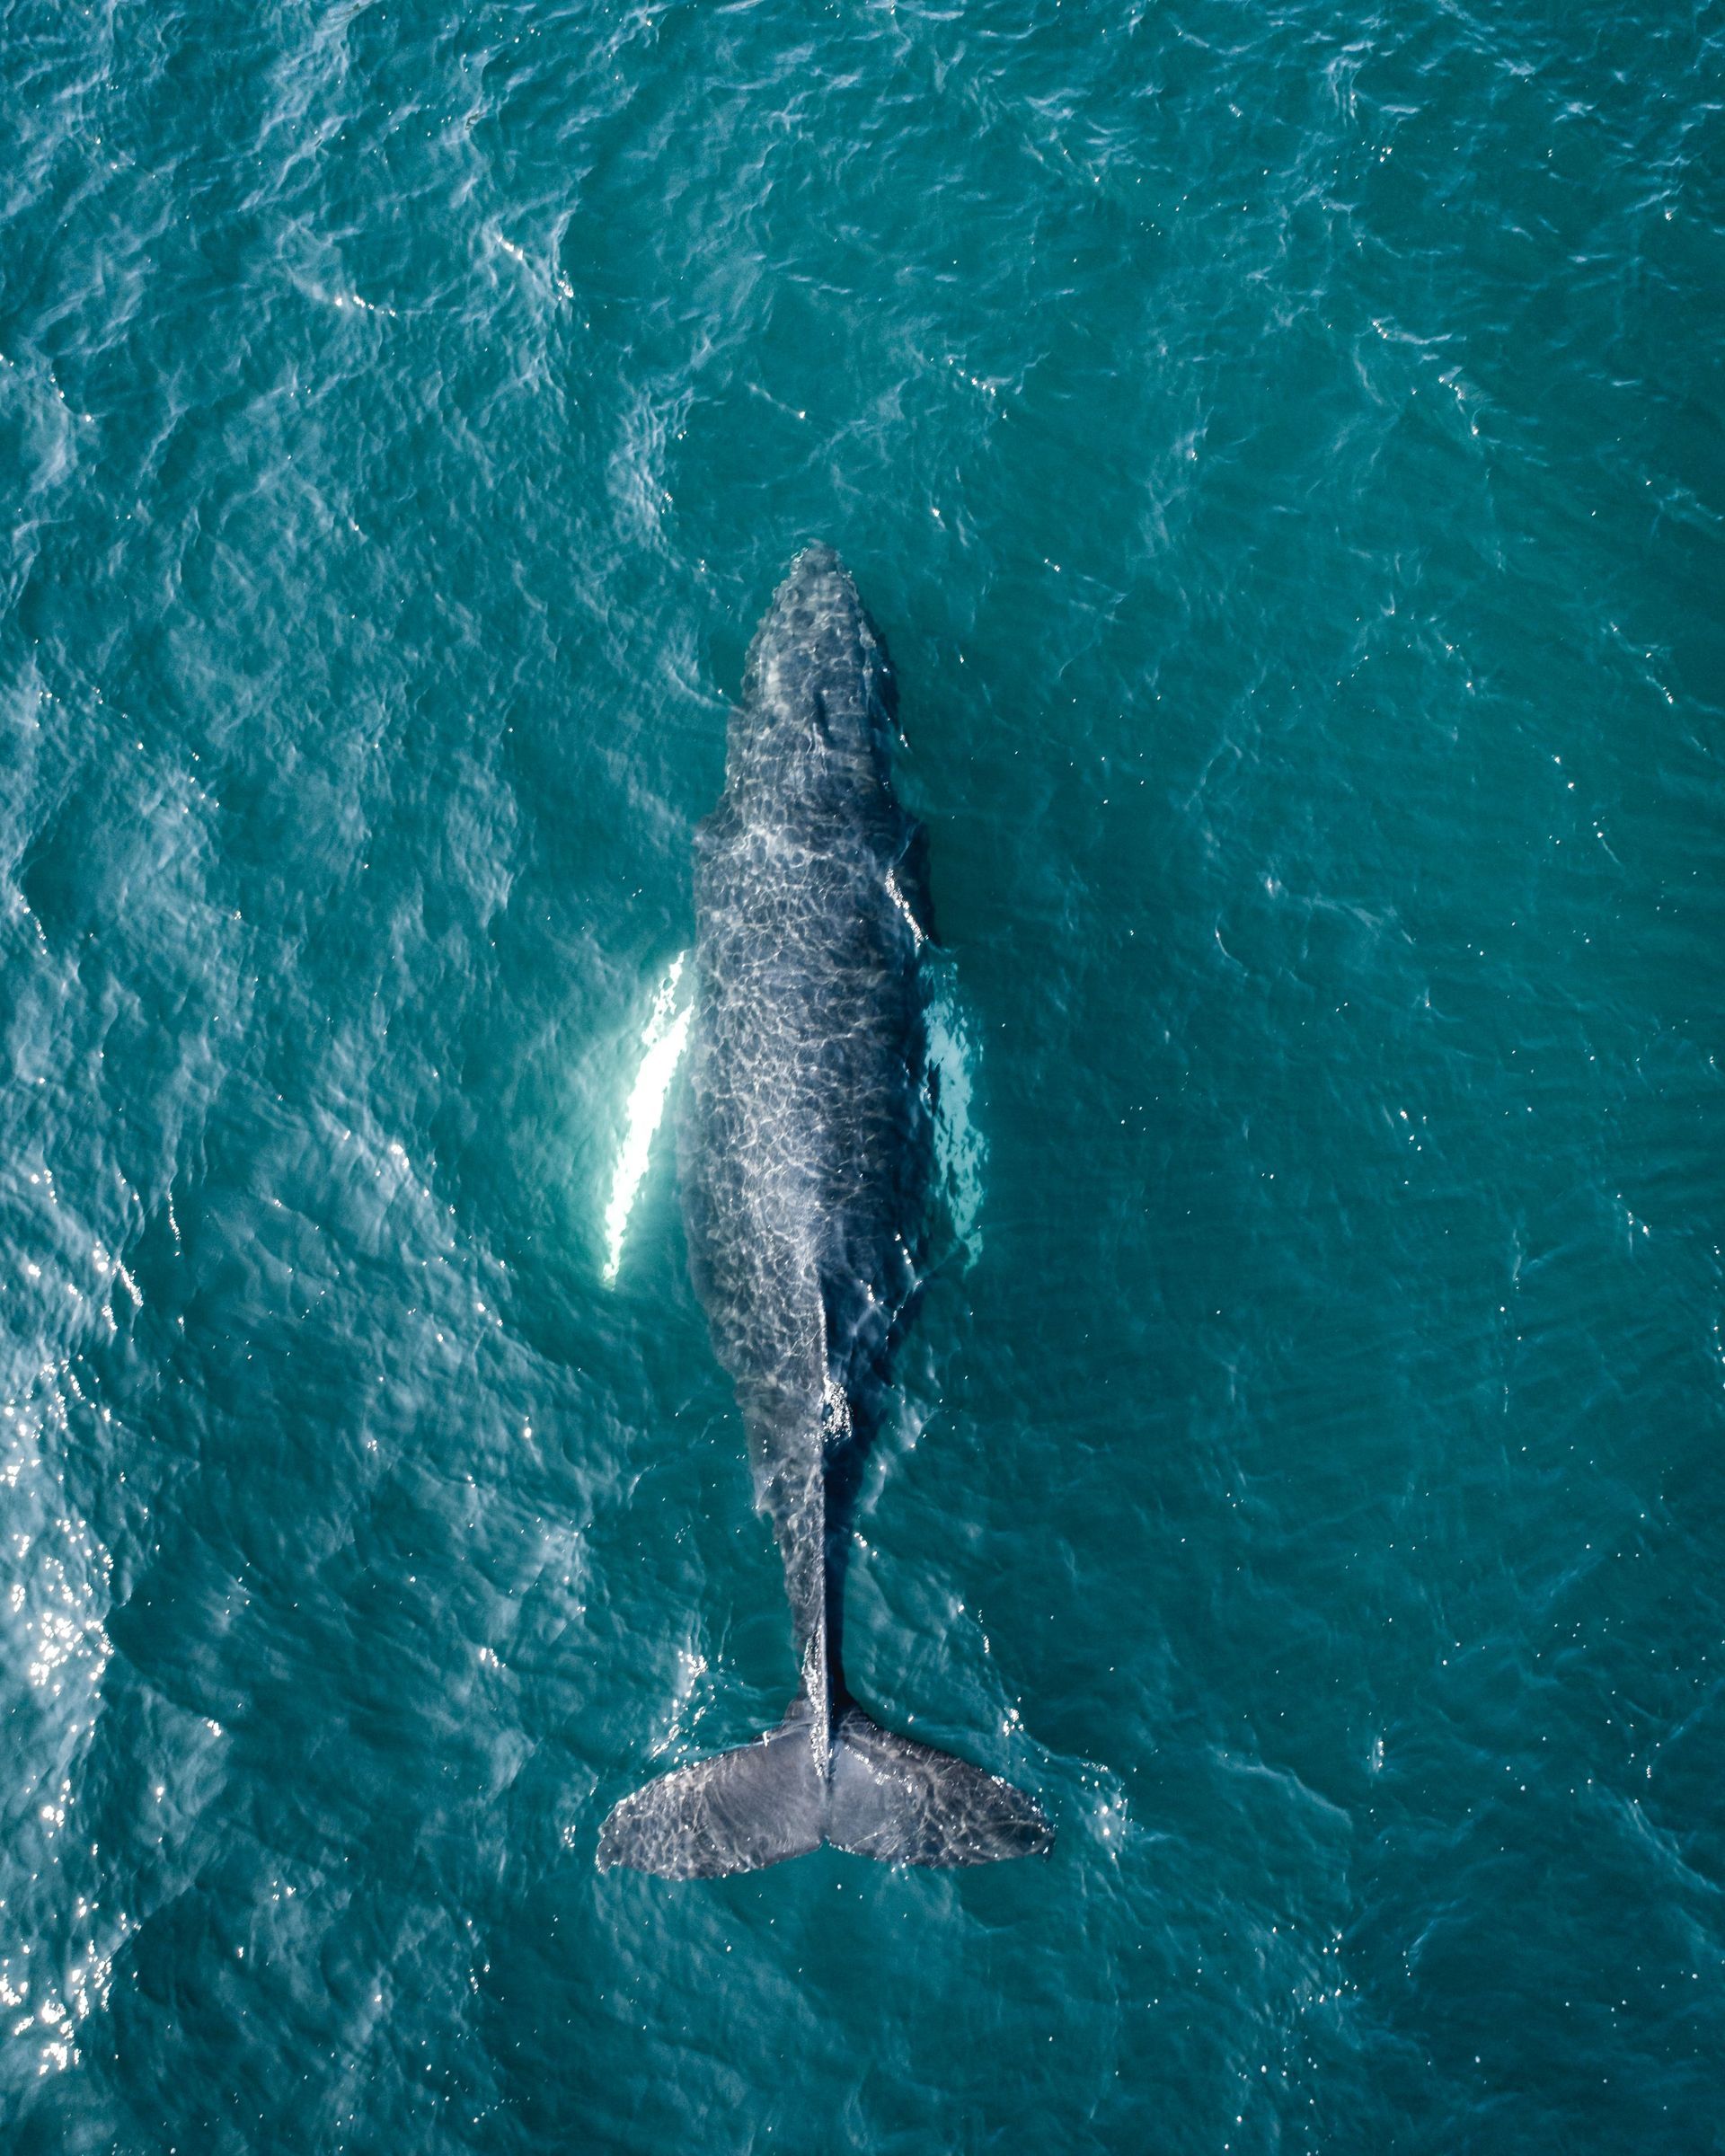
[599,547,1048,1877]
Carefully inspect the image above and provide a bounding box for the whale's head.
[730,545,898,812]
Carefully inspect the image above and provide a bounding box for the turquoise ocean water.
[3,1,1723,2148]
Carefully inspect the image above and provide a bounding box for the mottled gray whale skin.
[598,547,1050,1878]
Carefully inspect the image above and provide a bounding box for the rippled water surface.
[4,1,1723,2148]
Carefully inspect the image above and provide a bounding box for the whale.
[597,546,1050,1878]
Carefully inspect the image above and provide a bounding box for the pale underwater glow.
[602,956,692,1285]
[926,973,985,1263]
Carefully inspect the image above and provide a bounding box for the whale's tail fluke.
[597,1711,825,1879]
[824,1705,1052,1867]
[597,1702,1051,1879]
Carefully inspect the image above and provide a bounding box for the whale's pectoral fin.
[597,1717,824,1879]
[827,1705,1052,1867]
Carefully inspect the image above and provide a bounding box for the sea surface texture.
[3,1,1721,2150]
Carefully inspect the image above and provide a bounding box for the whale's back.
[680,549,930,1436]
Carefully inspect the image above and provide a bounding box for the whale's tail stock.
[597,1698,1051,1879]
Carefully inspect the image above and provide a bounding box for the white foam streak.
[601,956,692,1286]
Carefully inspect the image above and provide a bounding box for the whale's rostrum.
[597,546,1050,1878]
